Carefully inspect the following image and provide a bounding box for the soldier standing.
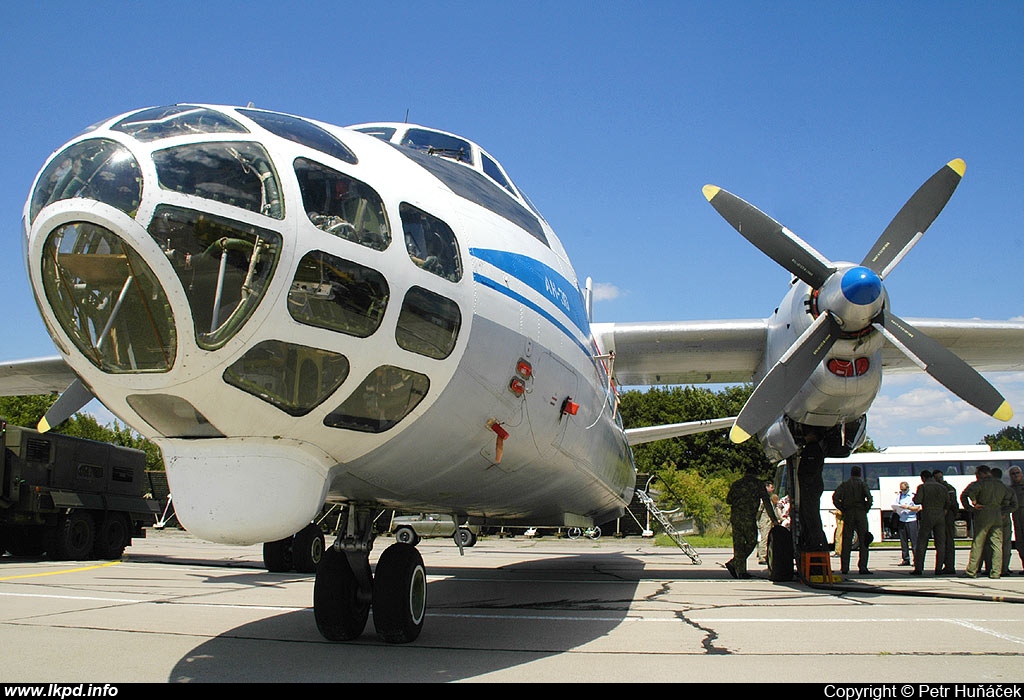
[932,470,959,575]
[833,465,873,575]
[961,465,1012,579]
[1009,466,1024,573]
[912,470,948,575]
[726,466,775,579]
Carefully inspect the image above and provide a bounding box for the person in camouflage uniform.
[726,466,775,579]
[833,465,873,575]
[961,465,1013,579]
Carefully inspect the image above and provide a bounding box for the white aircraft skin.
[4,104,1024,642]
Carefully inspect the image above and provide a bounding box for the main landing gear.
[314,506,427,644]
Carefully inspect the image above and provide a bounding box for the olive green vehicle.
[390,513,479,547]
[0,421,160,560]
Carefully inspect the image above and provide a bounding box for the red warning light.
[516,359,533,379]
[509,377,526,396]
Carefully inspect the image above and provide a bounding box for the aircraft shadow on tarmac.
[169,552,647,682]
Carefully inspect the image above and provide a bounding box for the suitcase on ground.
[766,524,794,581]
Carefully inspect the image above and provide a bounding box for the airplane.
[1,103,1022,643]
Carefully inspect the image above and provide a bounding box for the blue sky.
[0,1,1021,448]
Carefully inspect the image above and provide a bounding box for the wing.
[0,357,79,395]
[878,319,1024,373]
[591,319,766,387]
[592,317,1024,387]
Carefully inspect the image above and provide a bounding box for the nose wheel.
[372,543,426,643]
[313,510,427,644]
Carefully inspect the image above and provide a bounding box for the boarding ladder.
[635,488,701,564]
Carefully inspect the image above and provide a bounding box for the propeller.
[703,158,1013,444]
[38,378,95,433]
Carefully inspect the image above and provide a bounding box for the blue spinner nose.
[841,266,882,306]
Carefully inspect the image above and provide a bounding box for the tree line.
[2,389,1021,536]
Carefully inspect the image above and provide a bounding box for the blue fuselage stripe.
[472,273,592,358]
[469,247,590,333]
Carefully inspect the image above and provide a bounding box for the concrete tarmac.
[2,529,1024,684]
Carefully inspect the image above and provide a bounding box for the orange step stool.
[799,551,837,583]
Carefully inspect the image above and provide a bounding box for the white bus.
[775,445,1024,546]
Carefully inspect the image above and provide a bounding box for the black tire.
[93,514,130,559]
[394,526,420,546]
[314,546,370,641]
[292,523,325,574]
[51,511,95,560]
[766,525,794,582]
[373,542,427,644]
[453,527,476,547]
[263,536,294,572]
[7,526,46,557]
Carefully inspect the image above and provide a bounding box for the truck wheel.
[394,526,420,546]
[52,511,95,560]
[453,528,476,547]
[8,526,46,557]
[293,523,325,573]
[93,514,130,559]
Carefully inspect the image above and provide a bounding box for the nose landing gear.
[313,506,427,644]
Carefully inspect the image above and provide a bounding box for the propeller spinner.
[703,158,1012,444]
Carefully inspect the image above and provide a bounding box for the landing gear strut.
[313,506,427,644]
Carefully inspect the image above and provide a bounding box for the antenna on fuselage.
[585,277,593,323]
[404,108,410,123]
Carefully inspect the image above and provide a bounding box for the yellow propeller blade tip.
[730,424,751,444]
[702,185,721,202]
[947,158,966,177]
[994,401,1013,422]
[37,417,51,433]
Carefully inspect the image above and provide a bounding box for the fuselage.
[22,105,635,544]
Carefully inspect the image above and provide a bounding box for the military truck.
[0,420,160,560]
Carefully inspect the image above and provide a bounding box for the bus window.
[914,460,959,476]
[822,464,845,491]
[862,461,912,490]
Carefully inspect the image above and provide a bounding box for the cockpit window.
[223,339,350,416]
[148,205,282,350]
[288,250,389,338]
[354,126,396,142]
[41,221,176,373]
[402,128,473,165]
[481,152,516,196]
[396,286,461,360]
[30,139,142,223]
[111,105,248,142]
[239,109,358,165]
[323,365,429,433]
[153,141,284,219]
[400,203,462,282]
[295,158,390,251]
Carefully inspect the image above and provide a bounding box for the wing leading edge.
[592,318,1024,388]
[0,357,79,396]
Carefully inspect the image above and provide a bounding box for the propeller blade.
[38,378,94,433]
[731,312,842,443]
[874,312,1013,421]
[860,158,965,278]
[703,185,835,288]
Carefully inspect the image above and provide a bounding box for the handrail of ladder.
[636,485,701,564]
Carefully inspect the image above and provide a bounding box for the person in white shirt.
[892,481,922,566]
